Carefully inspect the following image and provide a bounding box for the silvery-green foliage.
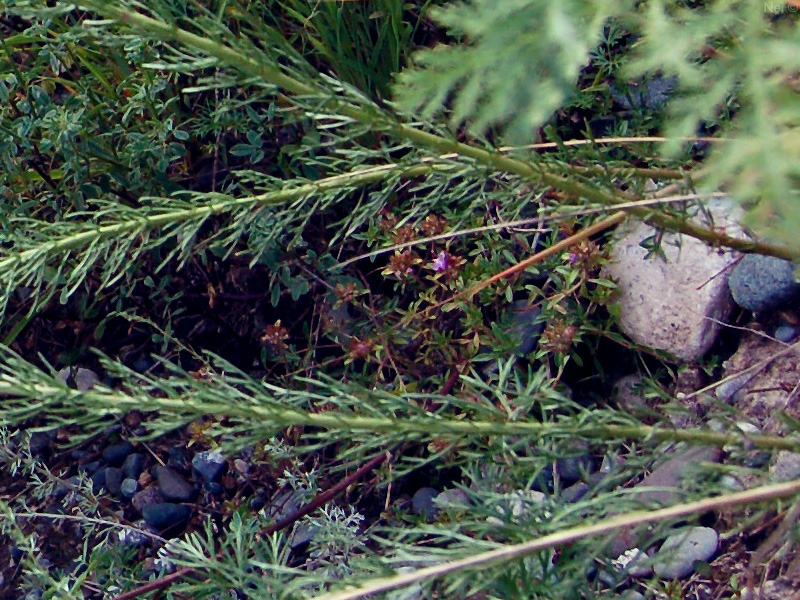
[395,0,635,142]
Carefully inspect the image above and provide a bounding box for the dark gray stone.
[653,526,718,579]
[90,467,108,493]
[192,450,227,483]
[122,453,145,480]
[167,447,191,472]
[28,430,56,458]
[507,301,544,356]
[81,460,102,475]
[290,523,317,548]
[103,441,134,467]
[104,467,124,497]
[729,254,800,312]
[52,476,81,500]
[121,478,139,499]
[412,487,439,522]
[774,325,799,343]
[154,466,196,502]
[560,482,589,504]
[142,503,191,531]
[203,481,224,495]
[132,487,165,513]
[555,454,593,485]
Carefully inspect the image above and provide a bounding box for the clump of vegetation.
[1,1,800,598]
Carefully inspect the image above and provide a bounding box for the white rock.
[602,200,745,361]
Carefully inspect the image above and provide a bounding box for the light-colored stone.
[653,526,718,579]
[771,451,800,482]
[602,200,744,361]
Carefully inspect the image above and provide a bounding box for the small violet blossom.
[432,251,450,272]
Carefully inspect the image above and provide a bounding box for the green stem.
[76,1,800,261]
[2,377,799,451]
[0,162,439,271]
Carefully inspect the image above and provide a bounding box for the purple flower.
[432,251,450,272]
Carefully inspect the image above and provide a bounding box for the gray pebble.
[104,467,124,497]
[142,503,191,532]
[560,482,589,504]
[122,453,145,480]
[28,430,56,458]
[103,441,134,467]
[192,450,227,483]
[774,325,799,343]
[154,466,196,502]
[729,254,800,312]
[412,487,440,521]
[434,488,471,510]
[132,487,166,513]
[556,453,593,484]
[121,478,139,499]
[118,523,149,547]
[90,467,108,493]
[507,300,544,356]
[290,522,317,548]
[52,476,81,500]
[715,372,753,404]
[56,367,99,391]
[167,447,192,472]
[770,451,800,482]
[653,526,718,579]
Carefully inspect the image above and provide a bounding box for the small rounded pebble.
[560,482,589,504]
[122,453,145,480]
[142,503,191,531]
[52,476,81,500]
[556,453,593,484]
[412,487,440,522]
[715,373,752,404]
[652,526,718,579]
[770,451,800,482]
[613,547,653,577]
[192,450,227,483]
[132,487,166,513]
[167,447,192,472]
[729,254,800,312]
[103,441,134,467]
[91,467,108,493]
[118,525,149,547]
[507,300,544,356]
[290,523,317,549]
[28,430,56,458]
[434,488,471,510]
[619,591,646,600]
[154,466,196,502]
[121,478,139,498]
[104,467,124,497]
[774,325,799,343]
[203,481,224,495]
[234,458,250,476]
